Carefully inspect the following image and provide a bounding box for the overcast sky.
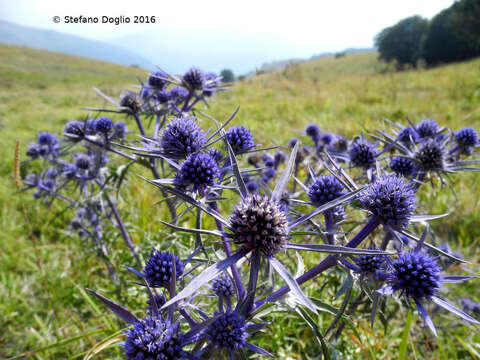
[1,0,454,56]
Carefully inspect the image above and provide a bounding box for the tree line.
[375,0,480,68]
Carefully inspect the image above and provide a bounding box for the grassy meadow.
[1,43,480,359]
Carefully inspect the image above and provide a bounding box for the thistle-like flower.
[207,311,248,351]
[414,139,446,171]
[160,116,206,159]
[349,138,377,169]
[174,153,219,195]
[226,126,254,154]
[389,156,417,177]
[229,195,289,257]
[308,175,346,207]
[397,127,418,146]
[356,254,385,274]
[64,120,85,137]
[455,127,478,153]
[124,315,185,360]
[144,250,185,288]
[183,67,205,91]
[212,273,235,298]
[147,70,168,89]
[94,116,114,134]
[360,175,416,228]
[416,119,439,138]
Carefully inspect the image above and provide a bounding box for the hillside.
[0,19,153,69]
[1,44,480,358]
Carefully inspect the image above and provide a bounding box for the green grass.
[1,43,479,359]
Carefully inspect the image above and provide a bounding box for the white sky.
[1,0,454,54]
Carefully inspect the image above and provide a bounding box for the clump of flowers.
[22,65,480,359]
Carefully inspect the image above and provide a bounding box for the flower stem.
[253,217,380,310]
[210,201,246,300]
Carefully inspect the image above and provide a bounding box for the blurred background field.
[1,42,480,359]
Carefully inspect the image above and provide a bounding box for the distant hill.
[0,19,154,70]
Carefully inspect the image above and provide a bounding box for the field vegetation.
[1,43,479,359]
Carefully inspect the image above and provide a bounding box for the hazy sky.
[1,0,454,56]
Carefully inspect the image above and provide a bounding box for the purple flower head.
[174,153,219,195]
[146,294,166,314]
[349,138,377,169]
[183,67,205,91]
[229,195,289,257]
[204,148,223,163]
[59,162,77,178]
[397,127,418,146]
[75,154,92,170]
[391,252,441,300]
[64,120,84,137]
[207,311,248,351]
[144,250,185,288]
[264,167,276,179]
[414,139,446,171]
[361,175,416,228]
[356,255,385,274]
[155,90,170,103]
[38,132,57,146]
[246,181,258,193]
[124,315,185,360]
[305,123,321,141]
[94,116,114,134]
[389,156,417,177]
[119,91,141,113]
[85,119,98,135]
[169,87,189,104]
[264,158,275,168]
[274,150,287,168]
[288,137,299,148]
[26,143,41,159]
[321,133,333,145]
[226,126,254,154]
[455,128,478,150]
[160,116,206,159]
[45,167,58,179]
[308,175,346,207]
[147,70,168,89]
[113,122,127,139]
[247,154,261,167]
[212,273,235,298]
[328,135,349,153]
[416,119,439,138]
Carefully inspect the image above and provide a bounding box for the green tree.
[375,16,428,67]
[220,69,235,82]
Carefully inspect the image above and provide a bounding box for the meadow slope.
[1,44,479,359]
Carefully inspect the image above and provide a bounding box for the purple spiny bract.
[416,119,439,138]
[307,175,346,207]
[212,273,235,298]
[455,128,478,149]
[349,138,377,169]
[226,126,254,154]
[144,250,185,288]
[389,156,417,176]
[414,139,445,171]
[124,315,184,360]
[207,311,248,351]
[361,175,416,228]
[174,153,219,195]
[147,70,168,89]
[160,116,206,159]
[95,116,114,134]
[203,72,220,97]
[391,252,441,300]
[229,195,289,257]
[357,255,385,274]
[183,67,205,90]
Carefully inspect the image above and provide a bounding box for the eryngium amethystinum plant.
[22,65,480,358]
